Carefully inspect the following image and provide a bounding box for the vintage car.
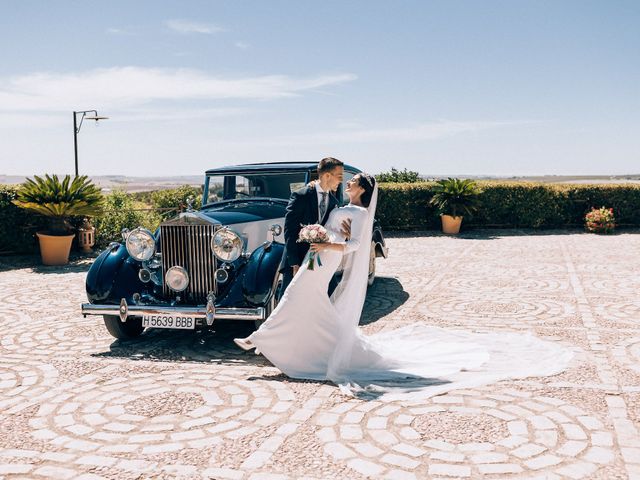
[81,162,388,340]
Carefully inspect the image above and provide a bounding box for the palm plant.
[429,178,481,218]
[13,174,104,235]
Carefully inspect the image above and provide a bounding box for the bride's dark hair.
[357,173,376,208]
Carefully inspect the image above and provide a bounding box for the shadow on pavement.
[0,254,95,273]
[247,372,452,401]
[247,372,333,387]
[90,279,407,364]
[92,321,270,366]
[360,276,409,325]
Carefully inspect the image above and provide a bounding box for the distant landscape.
[1,174,639,192]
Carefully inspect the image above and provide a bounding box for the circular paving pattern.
[317,389,614,478]
[0,233,639,478]
[0,357,59,413]
[592,299,640,328]
[414,295,580,328]
[413,410,509,444]
[612,336,640,375]
[1,318,111,357]
[439,275,571,295]
[0,271,86,308]
[29,368,297,456]
[462,260,568,275]
[580,276,640,296]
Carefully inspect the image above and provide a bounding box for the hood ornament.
[186,196,195,213]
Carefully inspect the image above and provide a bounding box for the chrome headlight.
[125,228,156,261]
[165,266,189,292]
[211,228,243,262]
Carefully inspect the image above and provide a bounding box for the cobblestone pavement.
[1,231,639,479]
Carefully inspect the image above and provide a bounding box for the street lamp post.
[73,110,108,176]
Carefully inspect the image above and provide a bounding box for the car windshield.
[205,172,311,204]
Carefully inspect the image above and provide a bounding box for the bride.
[235,173,572,399]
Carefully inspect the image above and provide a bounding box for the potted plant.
[429,178,480,234]
[585,206,615,234]
[13,174,103,265]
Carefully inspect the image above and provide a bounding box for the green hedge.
[150,185,202,220]
[0,185,197,254]
[377,181,640,230]
[2,182,639,254]
[93,190,161,249]
[0,185,49,254]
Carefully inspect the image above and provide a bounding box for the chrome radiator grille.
[161,224,217,303]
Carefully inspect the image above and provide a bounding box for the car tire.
[255,270,283,329]
[103,315,145,340]
[367,241,376,287]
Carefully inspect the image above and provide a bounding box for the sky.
[0,0,638,177]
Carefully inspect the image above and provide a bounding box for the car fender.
[242,241,285,306]
[85,243,145,304]
[372,221,388,258]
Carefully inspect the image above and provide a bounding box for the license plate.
[142,314,195,330]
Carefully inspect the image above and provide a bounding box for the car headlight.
[165,266,189,292]
[211,228,243,262]
[125,228,156,261]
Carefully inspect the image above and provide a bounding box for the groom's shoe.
[234,338,256,351]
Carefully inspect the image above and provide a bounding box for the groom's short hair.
[318,157,344,175]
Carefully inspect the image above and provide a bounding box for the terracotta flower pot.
[36,232,75,265]
[441,215,463,234]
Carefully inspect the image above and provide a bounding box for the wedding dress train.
[247,190,573,400]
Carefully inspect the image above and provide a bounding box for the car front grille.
[161,223,217,303]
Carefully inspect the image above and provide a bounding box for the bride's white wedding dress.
[247,187,573,400]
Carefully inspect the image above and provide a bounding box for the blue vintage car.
[81,162,388,340]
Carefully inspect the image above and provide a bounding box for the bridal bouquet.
[298,224,329,270]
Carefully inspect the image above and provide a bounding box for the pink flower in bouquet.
[297,224,330,269]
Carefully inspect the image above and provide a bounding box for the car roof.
[206,162,361,175]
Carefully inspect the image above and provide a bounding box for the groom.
[278,157,349,295]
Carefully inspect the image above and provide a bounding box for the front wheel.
[103,315,145,340]
[255,270,283,329]
[367,241,376,286]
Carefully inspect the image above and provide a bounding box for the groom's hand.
[292,265,299,275]
[341,219,352,241]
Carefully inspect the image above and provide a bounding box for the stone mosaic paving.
[0,230,639,479]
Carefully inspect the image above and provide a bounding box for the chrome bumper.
[81,303,265,322]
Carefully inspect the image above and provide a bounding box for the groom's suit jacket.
[279,184,339,273]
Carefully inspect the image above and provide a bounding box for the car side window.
[339,171,355,205]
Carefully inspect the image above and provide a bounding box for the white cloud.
[235,41,250,50]
[165,19,225,34]
[0,67,358,112]
[243,120,517,147]
[106,27,139,36]
[114,107,252,122]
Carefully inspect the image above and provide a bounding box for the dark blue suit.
[278,185,338,294]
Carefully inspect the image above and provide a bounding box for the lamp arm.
[74,110,98,134]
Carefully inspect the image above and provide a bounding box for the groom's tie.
[319,192,328,221]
